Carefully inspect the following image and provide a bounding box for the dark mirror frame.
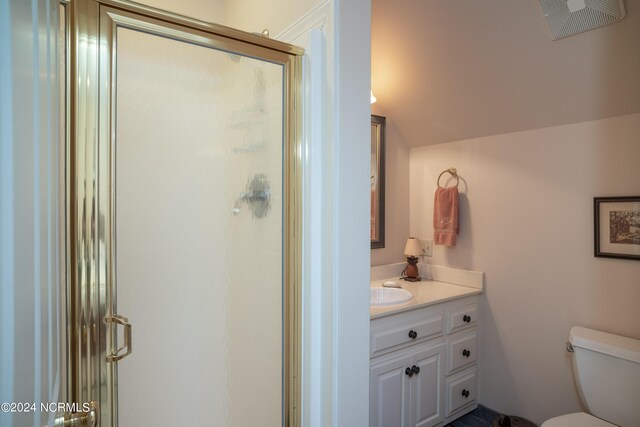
[371,114,386,249]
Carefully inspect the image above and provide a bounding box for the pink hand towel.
[433,186,459,246]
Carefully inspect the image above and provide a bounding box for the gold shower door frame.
[67,1,303,425]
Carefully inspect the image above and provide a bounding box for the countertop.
[370,278,483,319]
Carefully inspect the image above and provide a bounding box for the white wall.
[331,0,372,425]
[410,113,640,425]
[276,0,372,425]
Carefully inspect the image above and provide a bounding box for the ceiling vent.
[538,0,626,40]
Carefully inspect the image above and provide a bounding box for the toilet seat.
[541,412,616,427]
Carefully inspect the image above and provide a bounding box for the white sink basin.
[370,287,413,306]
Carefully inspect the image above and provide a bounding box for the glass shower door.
[114,27,284,426]
[72,5,302,426]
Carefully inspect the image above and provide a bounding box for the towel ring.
[437,167,459,188]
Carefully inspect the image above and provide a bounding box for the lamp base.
[401,256,421,282]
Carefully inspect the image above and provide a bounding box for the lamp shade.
[404,237,422,257]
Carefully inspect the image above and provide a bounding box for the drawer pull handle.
[461,389,470,398]
[405,367,414,377]
[463,315,471,323]
[462,349,471,357]
[408,330,418,339]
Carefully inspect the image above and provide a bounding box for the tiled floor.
[445,405,538,427]
[445,405,501,427]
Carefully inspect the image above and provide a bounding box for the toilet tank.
[569,326,640,427]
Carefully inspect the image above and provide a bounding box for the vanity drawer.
[371,312,444,357]
[448,331,477,374]
[448,303,477,334]
[445,368,476,417]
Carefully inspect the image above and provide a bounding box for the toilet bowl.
[541,412,614,427]
[541,327,640,427]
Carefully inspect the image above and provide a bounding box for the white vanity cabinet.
[370,295,479,427]
[370,340,446,427]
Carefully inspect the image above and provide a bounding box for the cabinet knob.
[461,389,470,398]
[408,330,418,339]
[411,365,420,375]
[462,349,471,357]
[463,315,471,323]
[405,367,414,377]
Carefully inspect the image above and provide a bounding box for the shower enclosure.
[67,1,302,425]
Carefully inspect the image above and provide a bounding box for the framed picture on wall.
[594,196,640,261]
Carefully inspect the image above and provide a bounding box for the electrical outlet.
[420,239,433,257]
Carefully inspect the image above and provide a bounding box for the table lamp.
[402,237,422,282]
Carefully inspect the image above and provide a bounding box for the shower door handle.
[105,314,132,362]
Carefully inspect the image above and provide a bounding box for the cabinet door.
[370,354,412,427]
[410,343,446,427]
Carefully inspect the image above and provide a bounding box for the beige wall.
[370,111,411,266]
[409,113,640,424]
[226,0,326,36]
[132,0,324,38]
[372,0,640,147]
[138,0,225,23]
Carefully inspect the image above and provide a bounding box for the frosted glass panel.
[115,28,283,426]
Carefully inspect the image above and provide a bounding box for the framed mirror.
[371,114,386,249]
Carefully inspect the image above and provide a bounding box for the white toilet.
[542,326,640,427]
